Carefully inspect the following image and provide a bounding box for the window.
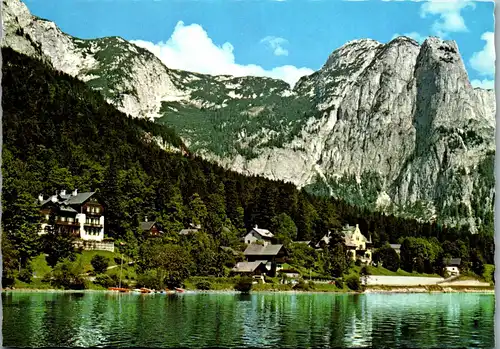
[96,207,100,214]
[60,216,66,222]
[45,214,49,220]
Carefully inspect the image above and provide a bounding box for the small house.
[140,217,162,237]
[244,243,288,276]
[243,225,274,245]
[443,257,461,276]
[231,261,269,277]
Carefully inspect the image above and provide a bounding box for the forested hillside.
[2,47,493,288]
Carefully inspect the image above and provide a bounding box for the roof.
[231,261,267,273]
[443,258,461,266]
[40,191,97,207]
[63,192,96,205]
[390,244,401,249]
[179,228,199,236]
[59,206,78,213]
[244,244,284,256]
[293,241,312,245]
[140,221,156,231]
[251,227,274,239]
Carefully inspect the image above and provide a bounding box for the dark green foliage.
[91,255,110,274]
[234,277,253,293]
[95,274,115,288]
[49,259,86,290]
[335,279,344,289]
[43,213,80,268]
[195,280,212,290]
[346,275,361,291]
[470,249,485,277]
[373,244,400,272]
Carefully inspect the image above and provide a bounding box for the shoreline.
[2,286,494,295]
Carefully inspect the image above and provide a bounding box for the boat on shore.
[108,287,130,293]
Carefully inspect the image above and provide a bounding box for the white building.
[38,189,105,242]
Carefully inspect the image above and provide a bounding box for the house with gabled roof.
[243,243,288,276]
[38,189,105,242]
[230,261,269,277]
[315,224,373,264]
[243,225,274,245]
[139,216,163,237]
[443,257,461,276]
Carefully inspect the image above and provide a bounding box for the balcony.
[84,222,103,227]
[56,220,79,226]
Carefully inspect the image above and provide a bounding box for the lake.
[2,291,495,348]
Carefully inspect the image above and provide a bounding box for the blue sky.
[24,0,495,88]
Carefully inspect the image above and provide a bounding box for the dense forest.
[1,47,494,289]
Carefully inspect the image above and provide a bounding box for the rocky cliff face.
[2,0,495,231]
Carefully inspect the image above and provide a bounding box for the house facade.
[140,217,162,237]
[316,224,373,264]
[243,243,288,276]
[39,189,105,242]
[243,225,274,245]
[343,224,372,264]
[443,258,461,276]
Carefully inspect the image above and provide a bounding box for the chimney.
[255,225,258,229]
[60,190,66,196]
[38,194,44,202]
[51,195,57,203]
[145,216,148,222]
[72,189,78,196]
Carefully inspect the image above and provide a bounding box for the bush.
[335,279,344,289]
[91,255,110,274]
[95,274,114,288]
[51,259,86,290]
[346,276,361,291]
[196,280,212,290]
[234,277,253,293]
[18,266,33,283]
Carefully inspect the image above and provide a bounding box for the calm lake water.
[2,291,495,348]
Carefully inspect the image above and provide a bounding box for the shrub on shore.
[196,280,212,290]
[346,276,361,291]
[234,277,253,293]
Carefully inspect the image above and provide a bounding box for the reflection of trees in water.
[1,293,495,348]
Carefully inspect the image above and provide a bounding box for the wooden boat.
[108,287,130,293]
[175,287,185,293]
[140,287,153,294]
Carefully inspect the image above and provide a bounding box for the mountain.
[2,0,495,233]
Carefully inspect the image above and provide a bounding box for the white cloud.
[260,36,289,56]
[130,21,313,87]
[470,79,494,90]
[469,31,495,77]
[391,32,426,43]
[420,0,475,37]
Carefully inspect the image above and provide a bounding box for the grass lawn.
[366,265,441,278]
[79,250,118,272]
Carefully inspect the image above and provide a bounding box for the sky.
[24,0,495,88]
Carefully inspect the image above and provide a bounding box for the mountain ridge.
[2,0,495,233]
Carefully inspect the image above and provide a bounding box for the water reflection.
[2,292,494,348]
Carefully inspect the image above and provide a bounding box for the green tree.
[187,193,208,227]
[470,249,485,276]
[2,192,41,269]
[50,258,86,290]
[271,213,298,245]
[43,212,79,268]
[91,255,110,274]
[373,243,400,272]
